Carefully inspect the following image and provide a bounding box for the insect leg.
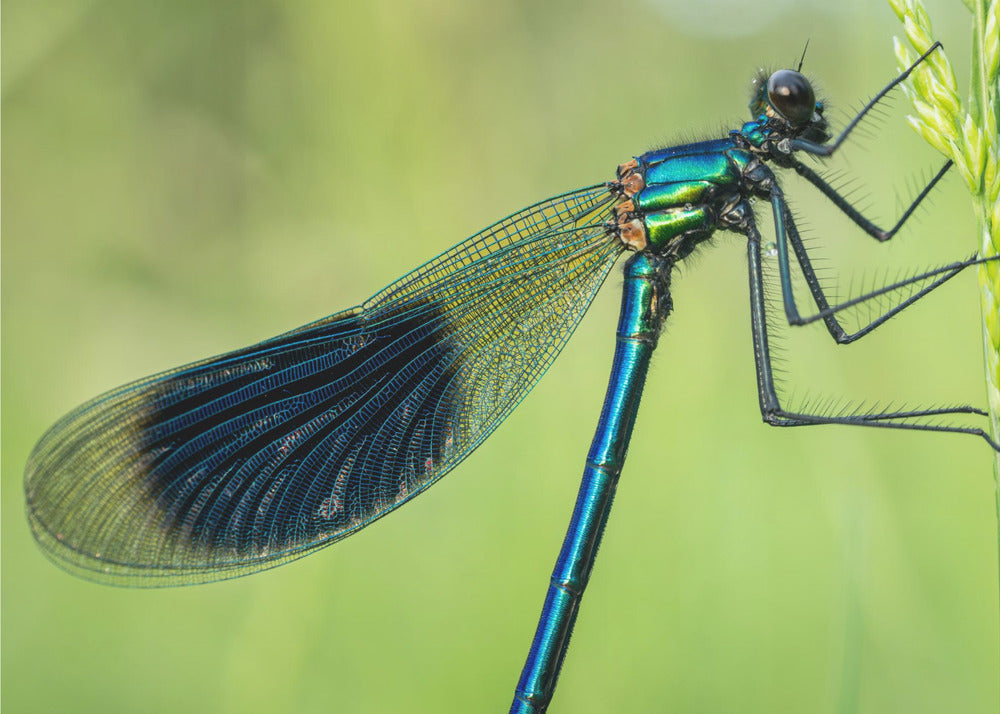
[793,160,951,241]
[790,42,942,157]
[745,225,999,449]
[768,185,990,343]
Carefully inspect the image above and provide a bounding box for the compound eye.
[766,69,815,125]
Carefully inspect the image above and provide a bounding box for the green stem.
[971,0,1000,699]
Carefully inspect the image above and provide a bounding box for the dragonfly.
[24,42,999,713]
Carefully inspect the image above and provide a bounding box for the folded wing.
[25,184,623,585]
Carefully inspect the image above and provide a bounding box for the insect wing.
[25,185,622,585]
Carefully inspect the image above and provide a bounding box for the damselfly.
[24,42,998,713]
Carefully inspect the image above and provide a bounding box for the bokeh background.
[4,1,998,712]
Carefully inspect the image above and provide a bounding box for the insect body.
[24,44,996,713]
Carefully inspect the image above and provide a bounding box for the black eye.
[766,70,815,126]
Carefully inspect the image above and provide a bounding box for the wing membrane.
[25,184,623,585]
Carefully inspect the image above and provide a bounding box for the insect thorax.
[609,128,783,260]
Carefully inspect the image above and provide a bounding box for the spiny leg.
[767,183,991,343]
[744,225,999,450]
[790,42,943,156]
[794,159,952,241]
[790,249,996,338]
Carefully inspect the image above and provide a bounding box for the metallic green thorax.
[608,68,828,260]
[613,134,762,258]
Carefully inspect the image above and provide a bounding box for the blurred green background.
[3,1,998,712]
